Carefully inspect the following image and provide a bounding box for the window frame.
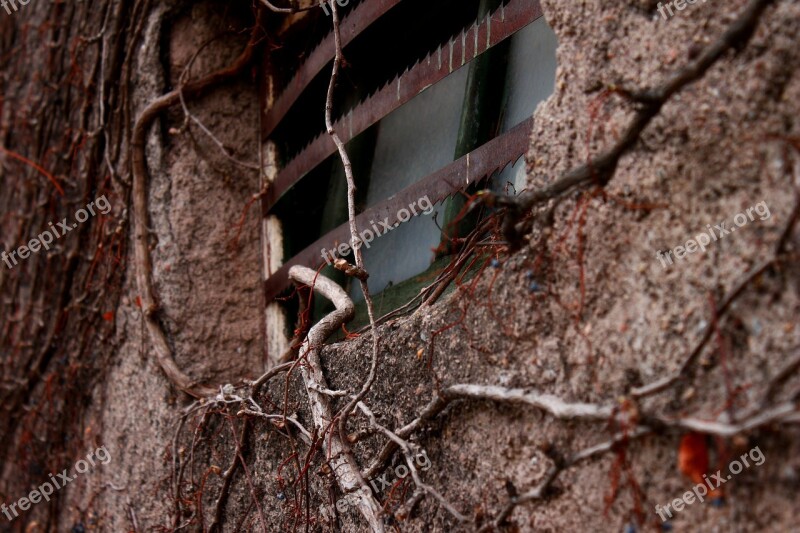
[260,0,545,302]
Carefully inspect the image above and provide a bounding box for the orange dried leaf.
[678,432,724,500]
[678,432,709,483]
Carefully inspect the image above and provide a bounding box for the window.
[262,0,557,319]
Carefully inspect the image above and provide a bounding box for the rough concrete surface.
[79,0,800,531]
[94,3,265,531]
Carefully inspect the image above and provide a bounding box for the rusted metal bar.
[263,116,533,302]
[264,0,542,213]
[262,0,405,138]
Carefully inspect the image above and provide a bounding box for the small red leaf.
[678,432,723,499]
[678,432,709,481]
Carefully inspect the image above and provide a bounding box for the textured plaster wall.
[88,0,800,531]
[94,3,265,530]
[311,0,800,530]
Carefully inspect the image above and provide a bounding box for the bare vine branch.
[131,18,262,398]
[289,265,386,532]
[320,0,384,480]
[357,402,468,522]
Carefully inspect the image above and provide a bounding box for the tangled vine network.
[52,0,800,530]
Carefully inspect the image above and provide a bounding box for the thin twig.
[480,428,652,531]
[358,402,468,522]
[320,0,384,481]
[763,348,800,405]
[258,0,318,14]
[632,192,800,399]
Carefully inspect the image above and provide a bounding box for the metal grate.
[261,0,543,301]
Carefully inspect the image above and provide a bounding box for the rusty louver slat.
[264,0,542,213]
[263,116,532,302]
[262,0,405,138]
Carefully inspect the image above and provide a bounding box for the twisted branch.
[131,18,262,398]
[289,265,385,532]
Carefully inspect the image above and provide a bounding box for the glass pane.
[494,17,558,194]
[353,66,470,297]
